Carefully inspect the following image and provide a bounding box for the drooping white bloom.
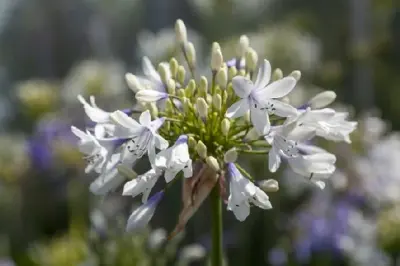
[77,94,133,138]
[71,126,127,174]
[110,110,169,162]
[126,191,164,232]
[122,168,162,203]
[226,59,298,135]
[290,107,357,144]
[154,135,193,183]
[266,122,336,189]
[227,163,272,221]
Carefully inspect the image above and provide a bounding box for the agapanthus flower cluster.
[71,19,357,236]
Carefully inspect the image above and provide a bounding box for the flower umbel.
[71,19,357,261]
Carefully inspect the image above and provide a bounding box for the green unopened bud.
[158,63,169,84]
[244,110,251,124]
[175,19,187,44]
[199,76,208,96]
[177,66,186,84]
[125,73,143,93]
[224,148,238,163]
[259,179,279,192]
[185,79,196,97]
[272,68,283,81]
[216,68,228,88]
[237,35,250,58]
[177,89,186,98]
[196,141,207,158]
[206,94,212,105]
[196,98,208,118]
[185,42,196,67]
[167,79,176,95]
[182,97,191,113]
[212,94,222,110]
[169,58,178,78]
[308,91,337,109]
[188,136,197,149]
[238,69,246,77]
[165,99,173,112]
[245,47,258,72]
[206,156,220,172]
[211,42,223,71]
[148,103,158,117]
[290,70,301,81]
[228,66,237,81]
[221,118,231,136]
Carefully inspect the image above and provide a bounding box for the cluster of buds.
[71,19,357,236]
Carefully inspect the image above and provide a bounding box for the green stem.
[211,183,223,266]
[238,149,270,154]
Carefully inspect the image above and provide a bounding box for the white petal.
[71,126,90,140]
[228,201,250,222]
[288,126,316,142]
[154,149,170,169]
[183,159,193,178]
[142,56,161,83]
[250,104,270,135]
[110,110,141,130]
[299,108,336,123]
[122,178,145,198]
[251,187,272,209]
[305,153,336,164]
[136,90,168,103]
[139,110,152,126]
[252,76,296,100]
[78,95,110,123]
[313,180,326,189]
[94,124,107,138]
[90,167,125,195]
[231,76,254,98]
[164,169,180,183]
[296,143,328,154]
[154,134,169,150]
[254,59,271,89]
[225,99,250,118]
[268,147,281,173]
[269,99,298,117]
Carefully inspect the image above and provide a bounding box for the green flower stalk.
[71,19,357,266]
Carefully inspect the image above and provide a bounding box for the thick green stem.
[211,183,223,266]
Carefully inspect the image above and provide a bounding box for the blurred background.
[0,0,399,265]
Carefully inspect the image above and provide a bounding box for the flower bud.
[221,118,230,136]
[224,148,238,163]
[237,35,250,58]
[185,42,196,67]
[206,156,220,172]
[308,91,337,109]
[157,63,169,84]
[199,76,208,96]
[177,88,186,99]
[245,47,258,72]
[196,141,207,158]
[117,164,138,179]
[244,110,250,124]
[196,98,208,118]
[125,73,143,92]
[272,68,283,81]
[177,66,186,84]
[216,67,228,88]
[211,43,223,71]
[148,103,158,117]
[165,99,173,112]
[238,69,246,77]
[182,97,191,113]
[188,136,197,149]
[185,79,196,97]
[206,94,212,105]
[167,79,176,95]
[212,94,222,110]
[169,58,178,78]
[228,66,237,81]
[290,70,301,81]
[258,179,279,193]
[175,19,187,44]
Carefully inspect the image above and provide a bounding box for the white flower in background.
[71,126,126,174]
[178,244,206,265]
[123,168,162,203]
[227,163,272,221]
[154,135,193,183]
[110,110,168,161]
[226,59,297,134]
[126,191,164,232]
